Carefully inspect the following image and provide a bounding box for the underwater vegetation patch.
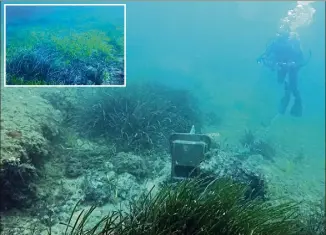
[31,177,324,235]
[50,30,113,62]
[300,199,326,235]
[5,28,124,86]
[71,82,202,152]
[239,129,276,161]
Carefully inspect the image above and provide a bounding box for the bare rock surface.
[0,88,62,211]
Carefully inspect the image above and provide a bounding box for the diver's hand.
[256,57,263,64]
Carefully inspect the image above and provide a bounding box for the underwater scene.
[0,1,325,235]
[5,5,125,86]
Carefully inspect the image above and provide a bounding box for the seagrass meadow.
[5,5,125,86]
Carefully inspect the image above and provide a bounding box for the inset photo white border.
[3,3,126,88]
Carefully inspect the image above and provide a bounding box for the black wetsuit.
[257,35,309,117]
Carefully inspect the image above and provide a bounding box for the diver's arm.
[297,50,312,68]
[257,41,275,64]
[291,38,311,68]
[264,42,275,56]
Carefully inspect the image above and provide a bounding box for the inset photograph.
[4,4,126,87]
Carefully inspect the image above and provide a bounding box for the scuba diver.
[257,27,311,117]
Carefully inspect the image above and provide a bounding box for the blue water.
[1,0,325,203]
[126,2,325,173]
[6,5,124,27]
[5,5,124,41]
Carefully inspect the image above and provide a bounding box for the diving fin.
[290,98,302,117]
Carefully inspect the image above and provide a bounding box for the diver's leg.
[277,67,287,84]
[278,79,291,115]
[289,69,302,117]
